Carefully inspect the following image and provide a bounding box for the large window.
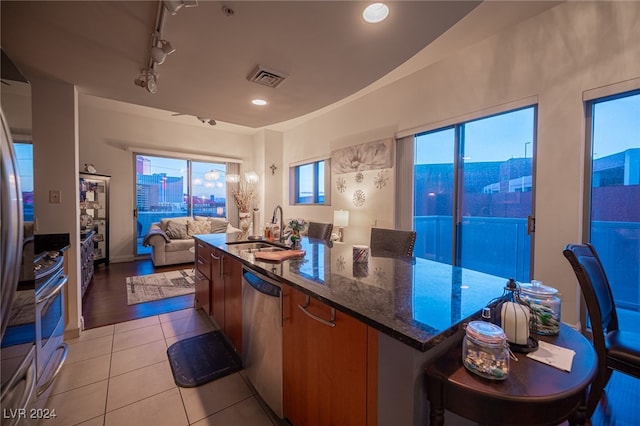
[135,154,227,255]
[587,90,640,328]
[413,106,536,281]
[290,159,329,205]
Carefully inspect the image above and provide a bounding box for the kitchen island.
[194,232,508,425]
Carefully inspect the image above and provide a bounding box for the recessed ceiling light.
[363,2,389,24]
[252,99,267,106]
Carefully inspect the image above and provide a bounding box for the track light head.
[159,40,175,55]
[164,0,198,15]
[134,70,158,94]
[151,46,167,65]
[197,116,216,126]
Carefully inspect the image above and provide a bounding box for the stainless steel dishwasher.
[242,268,283,418]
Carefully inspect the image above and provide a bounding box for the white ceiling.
[1,1,560,131]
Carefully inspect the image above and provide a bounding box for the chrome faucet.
[272,205,285,244]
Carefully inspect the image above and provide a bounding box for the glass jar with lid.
[462,321,510,380]
[520,280,561,335]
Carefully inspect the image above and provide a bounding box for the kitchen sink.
[227,241,287,252]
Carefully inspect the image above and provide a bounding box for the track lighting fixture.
[197,117,217,126]
[151,34,175,65]
[151,46,167,65]
[164,0,198,15]
[135,0,197,93]
[134,69,158,94]
[158,39,175,55]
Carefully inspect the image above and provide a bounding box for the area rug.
[125,269,195,305]
[167,330,242,388]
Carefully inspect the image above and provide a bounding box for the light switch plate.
[49,189,61,204]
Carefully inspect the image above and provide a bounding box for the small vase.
[239,211,251,232]
[291,229,301,249]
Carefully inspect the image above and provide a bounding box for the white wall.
[78,96,255,263]
[31,77,81,337]
[277,1,640,326]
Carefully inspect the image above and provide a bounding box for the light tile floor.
[39,308,280,426]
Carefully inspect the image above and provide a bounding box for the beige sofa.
[143,216,239,266]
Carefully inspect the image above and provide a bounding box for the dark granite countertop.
[194,233,509,352]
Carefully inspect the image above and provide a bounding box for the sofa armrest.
[143,223,171,247]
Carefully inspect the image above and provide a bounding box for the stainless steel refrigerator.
[1,105,36,424]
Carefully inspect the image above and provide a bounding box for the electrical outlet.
[49,189,61,204]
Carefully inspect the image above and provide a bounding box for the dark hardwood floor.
[81,259,194,330]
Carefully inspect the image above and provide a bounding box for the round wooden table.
[425,323,597,425]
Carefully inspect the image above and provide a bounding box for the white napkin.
[526,340,576,372]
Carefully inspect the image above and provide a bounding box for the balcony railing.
[414,216,640,313]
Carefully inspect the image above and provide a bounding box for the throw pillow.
[165,220,188,239]
[208,218,229,233]
[160,216,190,232]
[187,219,211,236]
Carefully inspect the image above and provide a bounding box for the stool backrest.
[370,227,416,258]
[307,221,333,241]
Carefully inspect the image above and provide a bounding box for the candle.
[252,209,260,236]
[353,245,369,263]
[500,301,530,345]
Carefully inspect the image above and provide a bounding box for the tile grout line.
[101,319,117,426]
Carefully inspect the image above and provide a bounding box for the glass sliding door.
[135,155,188,255]
[134,155,227,256]
[413,106,536,282]
[587,90,640,329]
[458,108,535,281]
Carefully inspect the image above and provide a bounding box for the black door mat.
[167,330,242,388]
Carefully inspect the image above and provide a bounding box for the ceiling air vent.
[247,65,288,88]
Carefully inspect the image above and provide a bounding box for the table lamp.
[334,210,349,242]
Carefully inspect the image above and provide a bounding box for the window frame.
[133,152,231,256]
[582,88,640,331]
[13,137,34,222]
[405,104,537,282]
[289,157,331,205]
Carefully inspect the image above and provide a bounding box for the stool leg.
[429,400,444,426]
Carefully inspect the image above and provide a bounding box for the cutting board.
[254,250,306,262]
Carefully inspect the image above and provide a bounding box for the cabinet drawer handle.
[298,295,336,327]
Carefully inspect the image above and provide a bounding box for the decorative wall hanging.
[353,189,366,207]
[336,255,346,272]
[331,138,393,174]
[373,267,386,286]
[355,172,364,183]
[336,177,347,193]
[374,170,389,189]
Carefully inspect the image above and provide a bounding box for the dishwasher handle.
[243,270,281,298]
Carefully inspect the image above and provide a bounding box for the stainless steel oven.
[1,249,69,425]
[33,253,68,399]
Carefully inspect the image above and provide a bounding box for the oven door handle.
[36,343,69,396]
[0,346,36,419]
[35,274,68,304]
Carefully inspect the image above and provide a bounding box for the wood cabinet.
[283,286,377,426]
[210,247,225,329]
[195,240,242,354]
[194,240,212,315]
[223,255,243,353]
